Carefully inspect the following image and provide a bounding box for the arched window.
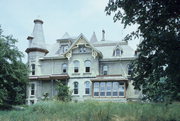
[103,65,108,75]
[85,60,91,72]
[73,60,80,73]
[85,81,90,94]
[62,63,67,73]
[73,82,79,94]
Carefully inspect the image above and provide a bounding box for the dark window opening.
[86,67,90,72]
[74,67,79,73]
[31,64,35,75]
[63,69,66,73]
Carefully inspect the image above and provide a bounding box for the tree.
[56,80,71,102]
[0,27,28,106]
[105,0,180,102]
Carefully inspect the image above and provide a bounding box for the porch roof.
[91,75,128,82]
[29,74,69,80]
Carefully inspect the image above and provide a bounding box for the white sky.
[0,0,139,62]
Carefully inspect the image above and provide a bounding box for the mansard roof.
[40,33,135,60]
[93,41,135,59]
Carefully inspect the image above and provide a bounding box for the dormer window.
[113,48,123,56]
[79,45,86,53]
[62,45,68,53]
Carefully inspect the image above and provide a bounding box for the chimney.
[101,29,105,41]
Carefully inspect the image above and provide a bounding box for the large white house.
[26,19,142,105]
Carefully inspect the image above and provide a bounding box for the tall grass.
[0,101,179,121]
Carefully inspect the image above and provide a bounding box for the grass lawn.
[0,101,180,121]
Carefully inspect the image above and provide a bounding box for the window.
[106,82,112,96]
[31,64,35,75]
[85,60,91,72]
[119,82,125,96]
[93,82,125,97]
[93,82,99,96]
[116,49,120,56]
[61,45,68,53]
[113,48,123,56]
[100,82,105,96]
[128,64,133,75]
[62,63,67,73]
[85,81,90,94]
[79,45,86,53]
[103,65,108,75]
[113,82,118,96]
[73,60,80,73]
[30,83,35,96]
[73,82,79,94]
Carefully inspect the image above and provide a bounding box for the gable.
[64,34,102,60]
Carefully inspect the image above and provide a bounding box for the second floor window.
[31,64,35,75]
[62,63,67,73]
[85,60,91,72]
[73,60,80,73]
[128,64,133,75]
[74,82,79,94]
[103,65,108,75]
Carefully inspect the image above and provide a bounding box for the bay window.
[93,81,125,97]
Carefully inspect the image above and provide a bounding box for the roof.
[93,41,135,59]
[91,75,128,81]
[40,33,135,60]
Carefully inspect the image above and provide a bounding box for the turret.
[26,19,48,76]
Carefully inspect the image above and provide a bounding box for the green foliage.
[105,0,180,102]
[56,80,72,102]
[0,101,180,121]
[0,26,28,105]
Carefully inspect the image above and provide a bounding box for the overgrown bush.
[56,80,72,102]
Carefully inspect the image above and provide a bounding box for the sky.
[0,0,140,62]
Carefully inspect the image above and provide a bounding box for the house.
[26,19,142,105]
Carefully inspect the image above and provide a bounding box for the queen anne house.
[26,19,142,105]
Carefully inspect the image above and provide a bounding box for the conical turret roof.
[90,32,98,43]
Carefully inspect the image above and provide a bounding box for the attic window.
[113,49,123,56]
[61,45,68,53]
[79,45,86,53]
